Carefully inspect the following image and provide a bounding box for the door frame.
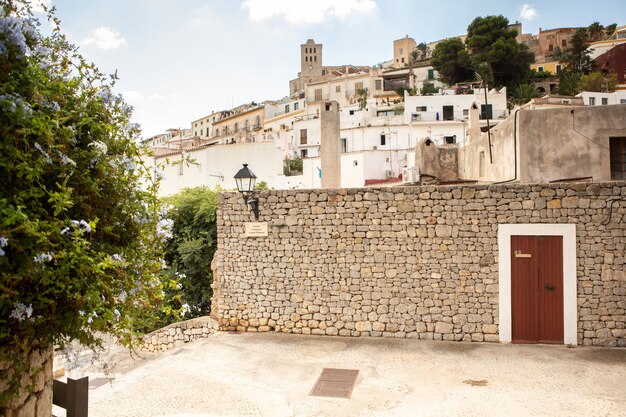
[498,224,577,345]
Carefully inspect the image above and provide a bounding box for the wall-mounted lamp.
[234,163,259,220]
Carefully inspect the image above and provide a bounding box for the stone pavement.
[79,332,625,417]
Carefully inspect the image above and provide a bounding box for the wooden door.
[511,235,564,344]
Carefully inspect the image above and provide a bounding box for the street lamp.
[234,163,259,220]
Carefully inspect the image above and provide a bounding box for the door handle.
[544,284,556,291]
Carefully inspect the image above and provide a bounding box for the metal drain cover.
[310,368,359,399]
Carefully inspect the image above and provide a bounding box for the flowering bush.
[0,1,167,401]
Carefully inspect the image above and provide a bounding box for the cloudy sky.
[33,0,626,138]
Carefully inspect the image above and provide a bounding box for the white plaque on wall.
[244,222,268,237]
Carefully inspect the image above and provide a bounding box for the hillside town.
[143,21,626,195]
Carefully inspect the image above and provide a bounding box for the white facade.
[153,142,285,197]
[577,91,626,106]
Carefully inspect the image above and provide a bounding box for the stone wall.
[213,182,626,347]
[140,317,218,353]
[0,345,53,417]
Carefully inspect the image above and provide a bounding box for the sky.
[28,0,626,138]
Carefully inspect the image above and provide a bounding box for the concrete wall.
[213,182,626,347]
[459,110,517,182]
[519,105,626,182]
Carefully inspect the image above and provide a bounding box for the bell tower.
[300,39,323,77]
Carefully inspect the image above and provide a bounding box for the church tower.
[300,39,323,77]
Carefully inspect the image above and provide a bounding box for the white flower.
[0,237,8,247]
[181,303,190,317]
[118,291,127,302]
[113,308,121,321]
[152,166,165,181]
[79,220,91,233]
[33,252,53,263]
[111,253,122,261]
[0,248,4,256]
[9,302,33,322]
[58,151,76,167]
[156,218,173,240]
[88,141,108,155]
[60,227,70,235]
[160,258,167,269]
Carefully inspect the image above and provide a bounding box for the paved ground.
[62,332,626,417]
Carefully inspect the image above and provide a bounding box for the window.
[380,134,386,146]
[562,39,567,47]
[206,128,209,136]
[480,104,493,119]
[442,105,454,121]
[444,135,456,144]
[610,137,626,179]
[336,85,341,93]
[621,99,626,104]
[294,102,299,110]
[355,82,364,91]
[589,97,596,105]
[428,69,434,80]
[401,57,405,63]
[416,106,427,112]
[602,98,608,105]
[285,105,290,113]
[301,149,308,158]
[314,56,317,62]
[538,66,544,72]
[234,123,238,132]
[548,44,553,52]
[300,129,307,145]
[375,79,382,90]
[315,88,322,101]
[194,131,197,136]
[463,109,469,116]
[556,64,562,74]
[341,138,347,153]
[349,110,356,115]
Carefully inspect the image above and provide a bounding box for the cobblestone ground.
[85,332,626,417]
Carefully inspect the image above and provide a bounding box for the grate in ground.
[310,368,359,399]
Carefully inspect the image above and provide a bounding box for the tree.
[430,37,474,86]
[557,72,582,95]
[420,81,438,95]
[357,88,368,109]
[164,188,217,319]
[1,1,167,410]
[605,23,617,39]
[554,28,594,74]
[579,71,618,92]
[416,42,430,61]
[510,84,540,106]
[466,15,535,87]
[587,22,605,42]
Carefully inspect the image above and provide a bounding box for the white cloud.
[83,27,127,50]
[122,91,144,103]
[519,4,537,21]
[241,0,377,25]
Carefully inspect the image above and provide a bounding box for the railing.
[53,376,88,417]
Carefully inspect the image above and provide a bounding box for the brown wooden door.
[511,235,564,344]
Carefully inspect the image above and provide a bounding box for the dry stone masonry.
[213,182,626,347]
[0,345,53,417]
[141,316,218,353]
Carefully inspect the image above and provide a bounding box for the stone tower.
[300,39,323,77]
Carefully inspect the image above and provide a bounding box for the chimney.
[320,101,341,188]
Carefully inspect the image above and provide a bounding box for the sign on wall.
[245,222,268,237]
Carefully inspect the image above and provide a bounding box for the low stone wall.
[0,345,53,417]
[213,182,626,347]
[140,316,218,353]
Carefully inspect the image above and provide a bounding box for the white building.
[577,91,626,106]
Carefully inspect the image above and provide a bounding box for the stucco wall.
[519,105,626,182]
[213,182,626,347]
